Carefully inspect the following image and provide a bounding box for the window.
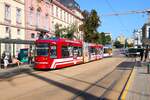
[5,27,10,33]
[51,4,54,15]
[31,33,35,38]
[45,14,49,29]
[62,46,69,58]
[68,46,73,57]
[17,29,21,35]
[5,4,11,20]
[60,9,62,19]
[29,9,33,25]
[67,13,69,23]
[36,43,49,56]
[64,12,66,21]
[36,10,40,27]
[16,8,21,23]
[50,45,57,58]
[56,7,58,17]
[148,28,150,39]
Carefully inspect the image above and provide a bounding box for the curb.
[120,60,136,100]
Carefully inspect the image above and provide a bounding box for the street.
[0,55,135,100]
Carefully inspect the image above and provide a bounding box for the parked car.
[125,48,142,57]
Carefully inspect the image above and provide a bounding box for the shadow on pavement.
[117,61,135,70]
[25,72,99,100]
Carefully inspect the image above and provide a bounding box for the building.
[25,0,51,40]
[25,0,83,41]
[126,38,134,45]
[142,23,150,45]
[50,0,84,40]
[133,29,142,47]
[0,0,25,55]
[116,35,126,45]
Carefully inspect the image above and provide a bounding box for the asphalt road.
[0,56,135,100]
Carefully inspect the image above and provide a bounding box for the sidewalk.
[126,60,150,100]
[0,64,34,79]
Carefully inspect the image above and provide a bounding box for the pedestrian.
[140,48,144,61]
[3,53,9,69]
[144,46,149,62]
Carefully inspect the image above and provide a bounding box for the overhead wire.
[104,0,131,34]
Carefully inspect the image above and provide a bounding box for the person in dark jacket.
[140,48,144,61]
[144,47,149,62]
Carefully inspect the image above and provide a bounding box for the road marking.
[120,65,136,100]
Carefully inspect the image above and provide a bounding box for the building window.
[31,33,35,38]
[52,4,54,16]
[5,27,10,33]
[17,29,21,35]
[64,12,66,21]
[16,8,21,24]
[5,4,11,21]
[60,9,62,19]
[45,14,49,30]
[29,9,33,25]
[56,7,58,17]
[67,13,69,23]
[36,10,40,27]
[148,28,150,39]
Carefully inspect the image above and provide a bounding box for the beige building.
[0,0,25,55]
[50,0,84,40]
[116,35,126,45]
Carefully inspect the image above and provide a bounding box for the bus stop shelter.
[0,38,35,68]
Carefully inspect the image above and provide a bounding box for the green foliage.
[114,41,124,48]
[81,9,101,43]
[54,24,77,40]
[64,24,78,39]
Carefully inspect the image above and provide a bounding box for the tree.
[81,9,101,43]
[114,41,124,48]
[55,24,65,38]
[105,35,111,44]
[64,24,77,39]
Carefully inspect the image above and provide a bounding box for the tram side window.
[68,46,73,57]
[78,47,82,56]
[90,47,96,54]
[73,47,82,57]
[50,45,57,58]
[73,47,78,57]
[62,46,69,58]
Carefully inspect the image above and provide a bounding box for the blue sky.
[76,0,150,40]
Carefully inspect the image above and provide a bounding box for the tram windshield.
[36,43,49,56]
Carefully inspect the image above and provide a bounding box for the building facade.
[25,0,51,40]
[116,35,126,45]
[0,0,25,55]
[50,0,84,40]
[25,0,83,41]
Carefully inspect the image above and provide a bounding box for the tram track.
[0,56,136,100]
[72,57,135,100]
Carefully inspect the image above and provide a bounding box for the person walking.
[3,53,9,69]
[140,48,144,61]
[144,46,149,62]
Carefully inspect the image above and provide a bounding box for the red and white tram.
[35,38,83,69]
[83,43,103,63]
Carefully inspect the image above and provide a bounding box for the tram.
[35,38,83,69]
[103,46,113,57]
[35,38,104,69]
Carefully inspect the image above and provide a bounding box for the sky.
[76,0,150,40]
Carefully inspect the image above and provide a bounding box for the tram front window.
[36,43,49,56]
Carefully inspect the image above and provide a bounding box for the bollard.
[147,63,150,74]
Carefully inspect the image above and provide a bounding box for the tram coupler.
[147,63,150,74]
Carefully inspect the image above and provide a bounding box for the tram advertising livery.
[35,38,105,69]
